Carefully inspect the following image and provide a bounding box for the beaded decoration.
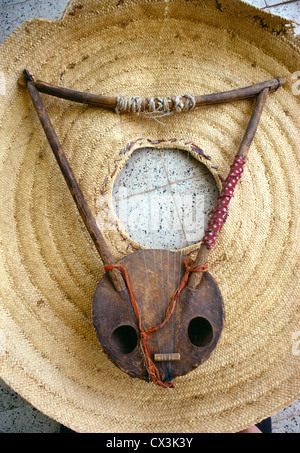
[202,155,246,249]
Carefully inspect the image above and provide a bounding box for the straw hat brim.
[0,0,299,433]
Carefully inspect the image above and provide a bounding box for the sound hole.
[188,317,213,347]
[111,325,138,354]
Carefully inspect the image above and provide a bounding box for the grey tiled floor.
[0,0,299,433]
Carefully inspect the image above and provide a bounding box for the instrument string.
[119,100,195,383]
[163,115,172,380]
[151,115,170,379]
[186,108,193,250]
[171,112,184,380]
[119,112,167,377]
[169,107,193,379]
[140,114,167,375]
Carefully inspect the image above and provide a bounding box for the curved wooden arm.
[23,70,126,292]
[19,73,285,111]
[188,88,270,289]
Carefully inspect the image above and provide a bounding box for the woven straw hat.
[0,0,299,433]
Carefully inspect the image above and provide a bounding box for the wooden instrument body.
[92,250,224,381]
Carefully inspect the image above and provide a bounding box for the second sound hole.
[188,317,213,347]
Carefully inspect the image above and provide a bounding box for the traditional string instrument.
[21,70,285,388]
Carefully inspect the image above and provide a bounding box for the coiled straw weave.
[0,0,299,433]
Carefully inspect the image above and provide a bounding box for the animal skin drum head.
[0,0,299,434]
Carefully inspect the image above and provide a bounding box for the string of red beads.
[202,155,246,249]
